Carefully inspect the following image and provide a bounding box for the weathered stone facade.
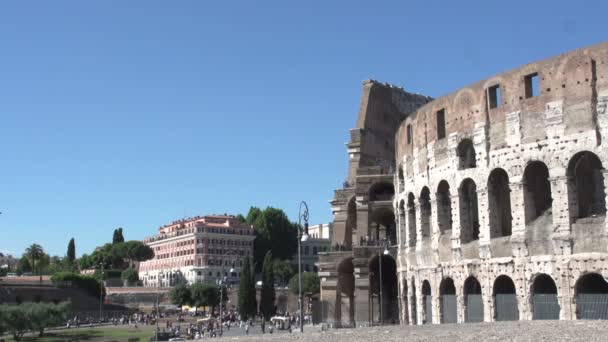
[319,42,608,326]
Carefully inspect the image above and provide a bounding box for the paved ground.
[218,321,608,341]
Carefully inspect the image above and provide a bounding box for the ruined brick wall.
[394,42,608,323]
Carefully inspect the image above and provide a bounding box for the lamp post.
[378,240,389,325]
[98,263,104,324]
[217,257,236,337]
[297,201,310,333]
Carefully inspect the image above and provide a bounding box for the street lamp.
[297,201,310,333]
[98,263,104,324]
[378,239,389,325]
[218,258,236,337]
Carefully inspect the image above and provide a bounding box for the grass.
[5,325,156,342]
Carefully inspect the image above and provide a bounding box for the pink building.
[139,215,255,287]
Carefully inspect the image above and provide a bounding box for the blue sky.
[0,1,605,257]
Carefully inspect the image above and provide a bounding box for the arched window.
[313,246,318,255]
[457,139,476,170]
[407,193,417,247]
[420,187,431,239]
[436,181,452,234]
[523,161,552,223]
[488,168,512,238]
[459,178,479,243]
[567,151,606,219]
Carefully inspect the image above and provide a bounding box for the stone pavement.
[218,321,608,341]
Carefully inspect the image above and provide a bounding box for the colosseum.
[318,42,608,326]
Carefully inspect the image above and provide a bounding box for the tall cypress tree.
[66,238,76,263]
[112,228,125,244]
[238,257,256,321]
[260,251,276,320]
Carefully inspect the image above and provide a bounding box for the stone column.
[430,195,440,264]
[509,178,528,257]
[353,260,370,327]
[450,193,462,260]
[549,171,572,255]
[477,187,492,259]
[407,282,417,325]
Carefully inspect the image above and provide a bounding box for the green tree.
[26,302,70,337]
[169,284,192,308]
[78,253,92,270]
[66,238,76,264]
[123,240,155,268]
[121,268,139,285]
[247,207,298,271]
[16,256,31,275]
[238,257,256,320]
[273,259,296,286]
[112,227,125,244]
[260,251,276,320]
[25,244,45,275]
[236,214,247,223]
[191,283,220,312]
[289,272,320,296]
[2,304,30,341]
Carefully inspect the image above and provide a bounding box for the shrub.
[51,272,104,299]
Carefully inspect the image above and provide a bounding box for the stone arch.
[407,193,417,247]
[344,197,356,248]
[567,151,606,220]
[369,254,398,324]
[336,257,355,326]
[420,187,432,239]
[436,180,452,234]
[463,276,483,322]
[401,276,409,325]
[399,200,406,245]
[457,139,476,170]
[370,208,396,245]
[410,277,417,325]
[488,168,512,238]
[459,178,480,244]
[493,275,519,321]
[421,280,432,324]
[574,272,608,320]
[439,277,457,323]
[369,181,395,202]
[523,161,553,223]
[530,273,560,320]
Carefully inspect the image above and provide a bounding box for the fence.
[532,294,560,320]
[441,295,457,323]
[465,294,484,322]
[577,294,608,320]
[495,294,519,321]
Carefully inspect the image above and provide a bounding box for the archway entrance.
[567,151,606,219]
[439,277,457,323]
[369,255,398,324]
[493,275,519,321]
[370,208,396,246]
[575,273,608,320]
[422,280,432,324]
[523,161,552,223]
[464,276,483,322]
[407,193,417,247]
[336,258,355,327]
[459,178,480,244]
[531,274,559,320]
[488,168,512,238]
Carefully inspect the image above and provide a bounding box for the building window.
[436,109,446,139]
[487,84,501,109]
[525,73,540,98]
